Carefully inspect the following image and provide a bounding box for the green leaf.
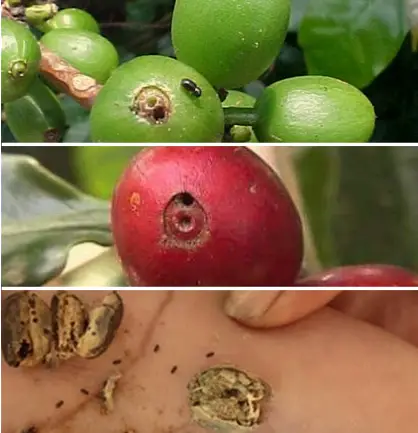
[1,154,112,287]
[296,146,418,270]
[60,95,91,143]
[298,0,408,88]
[71,146,143,200]
[126,1,157,23]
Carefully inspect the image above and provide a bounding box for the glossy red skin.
[298,265,418,287]
[111,146,303,287]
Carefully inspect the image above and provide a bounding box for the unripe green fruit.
[40,29,118,84]
[222,90,257,143]
[90,56,224,143]
[5,78,67,142]
[254,76,376,143]
[172,0,290,89]
[1,18,41,103]
[39,8,100,33]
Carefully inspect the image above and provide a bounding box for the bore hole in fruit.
[177,192,195,206]
[131,85,171,125]
[177,214,193,232]
[18,340,31,359]
[152,106,167,122]
[163,192,208,247]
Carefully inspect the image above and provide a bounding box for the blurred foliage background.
[1,0,418,142]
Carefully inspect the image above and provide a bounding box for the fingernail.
[224,290,282,320]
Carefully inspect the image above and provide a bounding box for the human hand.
[2,290,418,433]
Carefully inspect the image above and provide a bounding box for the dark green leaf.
[1,154,112,287]
[60,95,91,143]
[1,121,17,143]
[296,146,418,270]
[298,0,408,88]
[126,1,157,23]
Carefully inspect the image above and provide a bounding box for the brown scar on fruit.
[99,371,122,414]
[130,85,171,125]
[187,365,271,432]
[129,192,141,214]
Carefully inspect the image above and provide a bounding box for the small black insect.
[181,79,202,97]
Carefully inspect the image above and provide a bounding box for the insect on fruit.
[181,78,202,97]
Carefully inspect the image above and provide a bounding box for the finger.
[3,291,418,433]
[330,290,418,347]
[223,290,341,327]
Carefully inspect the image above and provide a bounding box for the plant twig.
[39,44,103,109]
[224,107,258,126]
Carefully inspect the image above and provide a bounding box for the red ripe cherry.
[111,146,303,286]
[298,264,418,287]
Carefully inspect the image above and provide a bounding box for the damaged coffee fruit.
[90,56,224,142]
[298,264,418,287]
[188,365,270,432]
[1,291,124,368]
[38,8,100,33]
[40,28,118,84]
[111,146,303,286]
[1,18,41,103]
[172,0,290,89]
[4,78,67,142]
[254,76,376,142]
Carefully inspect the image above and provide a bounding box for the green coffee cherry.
[1,18,41,103]
[39,8,100,33]
[222,90,257,143]
[4,79,67,142]
[40,29,118,84]
[172,0,290,89]
[254,76,376,142]
[90,55,224,143]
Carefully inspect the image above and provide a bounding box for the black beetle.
[181,78,202,97]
